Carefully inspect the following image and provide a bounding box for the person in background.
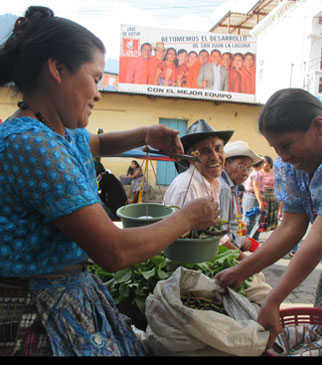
[177,51,198,88]
[120,160,141,185]
[257,155,279,234]
[186,49,209,89]
[147,41,165,85]
[242,159,265,240]
[222,52,233,70]
[219,141,264,252]
[176,49,189,87]
[240,52,256,94]
[0,7,220,356]
[154,47,177,86]
[215,88,322,350]
[125,42,152,84]
[197,49,228,91]
[98,169,128,220]
[175,48,188,68]
[228,53,243,93]
[222,52,235,93]
[128,160,148,203]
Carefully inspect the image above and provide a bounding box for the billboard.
[118,25,257,103]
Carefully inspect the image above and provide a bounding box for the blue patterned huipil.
[0,117,145,356]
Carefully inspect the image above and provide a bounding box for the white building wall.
[252,0,322,104]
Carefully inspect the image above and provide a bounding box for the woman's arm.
[258,214,322,349]
[215,211,309,288]
[153,66,162,85]
[53,196,220,273]
[164,66,173,86]
[253,179,265,211]
[90,124,184,158]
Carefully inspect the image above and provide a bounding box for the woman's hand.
[214,265,245,289]
[242,237,252,251]
[145,125,184,155]
[259,201,266,212]
[179,196,220,232]
[257,297,283,350]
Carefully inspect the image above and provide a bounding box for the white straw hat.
[224,141,263,165]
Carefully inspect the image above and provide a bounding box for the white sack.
[145,267,269,356]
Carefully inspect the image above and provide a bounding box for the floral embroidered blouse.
[274,156,321,223]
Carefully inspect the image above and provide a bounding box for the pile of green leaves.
[182,219,229,239]
[88,246,252,326]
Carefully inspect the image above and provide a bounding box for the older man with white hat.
[219,141,264,252]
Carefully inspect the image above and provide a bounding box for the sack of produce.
[145,267,269,356]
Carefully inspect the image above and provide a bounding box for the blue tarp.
[114,147,173,161]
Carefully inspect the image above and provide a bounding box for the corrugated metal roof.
[209,0,281,35]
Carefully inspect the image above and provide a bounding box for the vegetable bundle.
[181,294,227,314]
[181,219,229,239]
[88,246,252,329]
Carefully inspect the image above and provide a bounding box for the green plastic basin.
[116,203,176,228]
[163,235,222,264]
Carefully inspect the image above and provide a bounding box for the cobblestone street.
[257,227,321,309]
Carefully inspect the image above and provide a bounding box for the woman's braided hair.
[0,6,105,92]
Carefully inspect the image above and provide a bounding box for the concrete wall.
[0,87,276,184]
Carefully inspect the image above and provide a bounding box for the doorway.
[156,118,187,185]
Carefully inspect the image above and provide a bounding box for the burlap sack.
[145,267,269,356]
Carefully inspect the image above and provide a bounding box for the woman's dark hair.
[253,159,264,168]
[164,47,177,61]
[127,160,140,175]
[0,6,105,92]
[258,88,322,134]
[264,155,273,168]
[131,160,140,168]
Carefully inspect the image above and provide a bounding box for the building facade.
[251,0,322,103]
[0,86,274,186]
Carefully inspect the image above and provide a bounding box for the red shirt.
[228,67,242,93]
[239,66,256,94]
[125,56,149,84]
[147,56,160,85]
[186,61,201,89]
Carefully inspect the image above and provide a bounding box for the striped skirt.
[0,270,145,356]
[258,188,279,233]
[0,277,52,356]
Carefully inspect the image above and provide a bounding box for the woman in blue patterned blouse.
[0,6,220,356]
[216,88,322,350]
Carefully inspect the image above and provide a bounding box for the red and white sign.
[118,25,257,103]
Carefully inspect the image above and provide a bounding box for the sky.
[0,0,258,60]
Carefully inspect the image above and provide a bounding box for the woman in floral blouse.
[216,88,322,350]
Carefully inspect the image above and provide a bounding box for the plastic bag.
[145,267,269,356]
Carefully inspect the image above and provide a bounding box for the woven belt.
[0,260,89,283]
[27,260,89,279]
